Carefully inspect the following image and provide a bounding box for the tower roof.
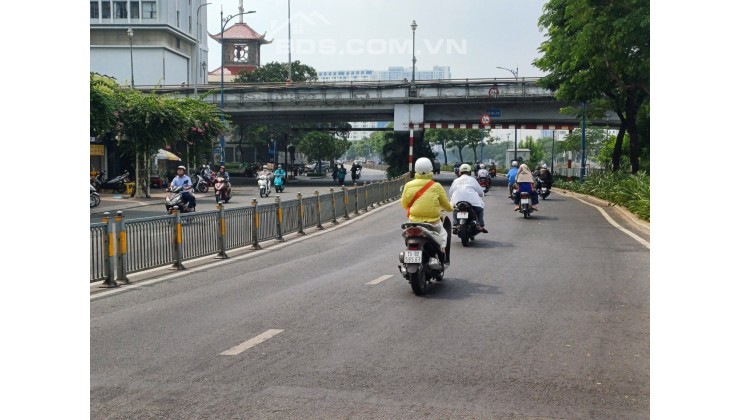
[209,22,272,44]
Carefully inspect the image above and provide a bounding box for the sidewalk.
[91,173,355,214]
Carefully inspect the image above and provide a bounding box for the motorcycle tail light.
[402,227,425,238]
[407,244,420,250]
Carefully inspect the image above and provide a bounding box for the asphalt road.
[91,176,650,418]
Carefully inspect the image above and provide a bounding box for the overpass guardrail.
[90,175,408,286]
[144,78,555,106]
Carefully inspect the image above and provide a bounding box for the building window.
[90,1,99,18]
[102,1,111,18]
[189,16,192,32]
[142,1,156,19]
[176,38,181,49]
[131,1,140,19]
[114,1,127,18]
[177,11,180,28]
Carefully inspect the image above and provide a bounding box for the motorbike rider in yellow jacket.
[401,157,454,260]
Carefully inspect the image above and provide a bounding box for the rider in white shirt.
[448,164,487,233]
[170,165,196,210]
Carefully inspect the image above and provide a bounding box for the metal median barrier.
[91,175,409,286]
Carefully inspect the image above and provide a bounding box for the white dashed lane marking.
[220,329,284,356]
[367,275,393,285]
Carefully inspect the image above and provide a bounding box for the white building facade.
[90,0,210,87]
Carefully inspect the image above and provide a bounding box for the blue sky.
[206,0,549,79]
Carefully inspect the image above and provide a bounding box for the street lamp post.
[479,130,484,163]
[410,20,417,90]
[194,2,211,95]
[127,27,134,87]
[220,7,256,165]
[580,101,587,181]
[496,66,518,81]
[287,0,292,83]
[551,130,556,173]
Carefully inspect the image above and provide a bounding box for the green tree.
[534,0,649,173]
[520,136,545,167]
[90,73,121,137]
[425,129,455,164]
[91,73,227,198]
[297,131,340,172]
[233,60,318,83]
[444,129,481,163]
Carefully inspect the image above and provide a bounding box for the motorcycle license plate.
[457,211,469,219]
[404,251,422,263]
[521,198,530,204]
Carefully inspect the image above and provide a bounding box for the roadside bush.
[556,171,650,222]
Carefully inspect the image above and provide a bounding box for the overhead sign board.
[394,104,424,131]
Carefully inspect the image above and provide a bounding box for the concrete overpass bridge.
[144,78,619,131]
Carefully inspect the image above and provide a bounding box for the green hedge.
[556,171,650,222]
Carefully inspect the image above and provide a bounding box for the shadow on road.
[420,278,504,300]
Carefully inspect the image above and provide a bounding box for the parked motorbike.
[90,184,100,208]
[165,184,196,214]
[258,174,271,197]
[452,201,480,247]
[397,217,451,295]
[194,173,213,193]
[242,164,261,178]
[477,176,490,193]
[214,176,232,203]
[95,170,130,193]
[273,174,285,193]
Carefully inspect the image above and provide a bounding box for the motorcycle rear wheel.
[198,183,208,193]
[90,194,100,208]
[115,182,127,193]
[460,226,470,247]
[409,268,428,295]
[260,188,265,198]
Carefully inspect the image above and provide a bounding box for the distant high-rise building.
[317,66,451,83]
[90,0,211,87]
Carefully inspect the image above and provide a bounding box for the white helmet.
[512,161,518,167]
[541,163,547,169]
[414,157,433,175]
[459,163,472,173]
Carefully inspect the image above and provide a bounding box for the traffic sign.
[480,114,491,125]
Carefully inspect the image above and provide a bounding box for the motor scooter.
[258,174,271,197]
[477,176,490,193]
[90,184,100,208]
[95,170,130,193]
[214,176,231,203]
[452,201,480,246]
[518,191,533,219]
[274,174,285,193]
[536,177,552,199]
[397,216,451,295]
[165,184,196,214]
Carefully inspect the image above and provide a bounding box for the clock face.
[233,44,249,62]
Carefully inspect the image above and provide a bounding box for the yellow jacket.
[401,173,453,223]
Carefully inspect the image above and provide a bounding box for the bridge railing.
[145,78,555,106]
[90,175,410,285]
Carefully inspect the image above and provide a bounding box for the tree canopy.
[233,60,318,83]
[534,0,649,173]
[90,72,228,197]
